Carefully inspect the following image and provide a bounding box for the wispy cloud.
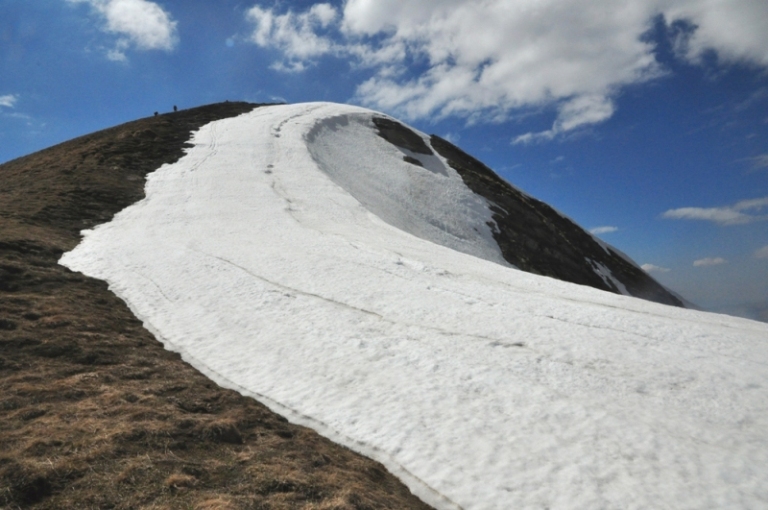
[67,0,178,61]
[662,207,752,225]
[641,263,670,273]
[755,245,768,259]
[743,153,768,172]
[693,257,727,267]
[245,1,768,140]
[590,226,619,235]
[442,132,461,145]
[4,112,32,121]
[662,196,768,225]
[0,94,18,108]
[514,94,616,145]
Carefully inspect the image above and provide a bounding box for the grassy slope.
[0,103,433,510]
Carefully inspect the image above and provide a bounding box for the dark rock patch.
[403,155,424,167]
[0,319,18,331]
[429,135,683,307]
[372,116,433,155]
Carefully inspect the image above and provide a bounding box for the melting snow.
[586,258,630,296]
[61,103,768,510]
[305,110,506,266]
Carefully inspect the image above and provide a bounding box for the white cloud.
[693,257,727,267]
[662,195,768,225]
[755,246,768,259]
[590,226,619,235]
[515,94,617,144]
[662,207,752,224]
[641,263,670,273]
[663,0,768,67]
[0,94,18,108]
[68,0,178,60]
[245,0,768,139]
[247,3,338,65]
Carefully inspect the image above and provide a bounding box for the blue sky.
[2,0,767,321]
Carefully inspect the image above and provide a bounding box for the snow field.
[61,103,768,510]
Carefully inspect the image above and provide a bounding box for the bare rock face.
[372,116,683,307]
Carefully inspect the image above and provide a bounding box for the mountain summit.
[373,114,682,306]
[57,102,767,510]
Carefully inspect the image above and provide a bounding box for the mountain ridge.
[58,102,768,509]
[4,101,766,509]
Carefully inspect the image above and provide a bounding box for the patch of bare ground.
[0,103,433,509]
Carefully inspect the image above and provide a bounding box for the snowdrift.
[62,103,768,510]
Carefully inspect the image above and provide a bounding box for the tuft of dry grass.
[193,496,239,510]
[0,102,433,509]
[165,473,198,490]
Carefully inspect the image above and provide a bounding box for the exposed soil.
[0,103,433,509]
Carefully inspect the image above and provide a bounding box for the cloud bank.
[756,246,768,259]
[662,196,768,225]
[246,0,768,139]
[68,0,178,61]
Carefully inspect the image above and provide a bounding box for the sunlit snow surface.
[61,103,768,510]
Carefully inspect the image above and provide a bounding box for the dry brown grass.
[0,102,433,509]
